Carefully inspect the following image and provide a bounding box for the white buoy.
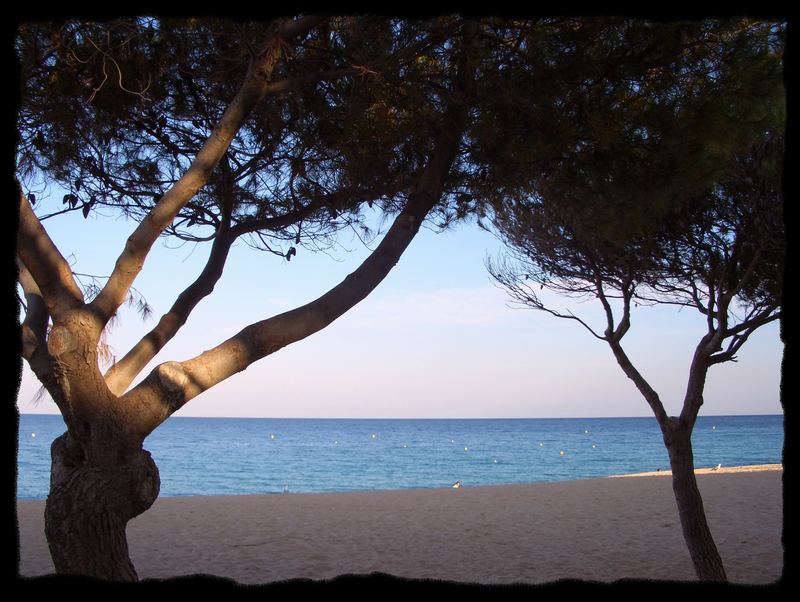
[560,450,565,456]
[31,433,36,438]
[270,434,275,440]
[464,447,469,452]
[539,442,543,447]
[372,434,376,439]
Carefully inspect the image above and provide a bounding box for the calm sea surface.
[16,414,783,500]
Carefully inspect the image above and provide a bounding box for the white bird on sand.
[452,481,462,488]
[711,463,722,471]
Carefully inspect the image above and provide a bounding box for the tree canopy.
[485,18,784,582]
[16,13,786,463]
[14,16,786,581]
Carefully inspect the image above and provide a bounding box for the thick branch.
[127,92,473,437]
[608,339,670,425]
[17,187,85,320]
[680,337,714,428]
[89,17,325,327]
[120,19,478,438]
[18,256,50,361]
[17,257,69,410]
[103,228,236,395]
[132,123,462,433]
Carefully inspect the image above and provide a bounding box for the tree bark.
[662,419,728,582]
[44,431,160,581]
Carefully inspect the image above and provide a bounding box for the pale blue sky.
[16,191,784,419]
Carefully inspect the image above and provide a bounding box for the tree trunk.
[44,431,160,581]
[663,421,728,582]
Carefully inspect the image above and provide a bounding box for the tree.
[487,20,784,581]
[16,16,484,580]
[17,16,781,582]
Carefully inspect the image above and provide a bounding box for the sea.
[16,414,784,500]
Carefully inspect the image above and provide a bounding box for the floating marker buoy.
[270,434,275,440]
[372,434,376,439]
[31,433,36,438]
[464,447,469,452]
[560,450,565,456]
[539,442,543,447]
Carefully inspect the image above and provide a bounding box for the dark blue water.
[16,414,783,499]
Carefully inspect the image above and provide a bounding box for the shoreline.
[17,464,783,584]
[608,463,782,478]
[16,463,783,502]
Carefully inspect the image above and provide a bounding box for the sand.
[16,465,783,585]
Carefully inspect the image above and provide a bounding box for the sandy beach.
[16,464,783,585]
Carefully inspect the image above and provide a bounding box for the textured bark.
[44,431,160,581]
[663,420,728,582]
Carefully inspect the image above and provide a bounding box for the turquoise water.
[16,414,784,499]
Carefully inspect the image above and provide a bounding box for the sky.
[15,192,785,420]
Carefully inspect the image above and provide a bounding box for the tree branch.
[122,21,478,437]
[707,309,781,366]
[608,338,670,425]
[16,186,85,320]
[17,255,70,411]
[88,17,327,327]
[612,277,633,343]
[594,273,616,339]
[103,226,236,396]
[487,266,608,341]
[18,256,50,361]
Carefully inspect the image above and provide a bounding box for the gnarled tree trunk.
[662,419,727,582]
[44,430,160,581]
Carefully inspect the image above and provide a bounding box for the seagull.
[452,481,462,488]
[711,463,722,471]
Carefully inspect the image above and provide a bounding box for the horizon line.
[18,412,784,421]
